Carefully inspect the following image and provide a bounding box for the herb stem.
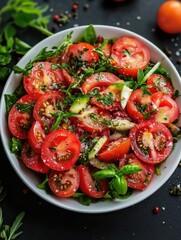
[28,23,53,36]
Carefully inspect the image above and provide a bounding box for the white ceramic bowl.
[1,25,181,213]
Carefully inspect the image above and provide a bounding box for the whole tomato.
[157,0,181,34]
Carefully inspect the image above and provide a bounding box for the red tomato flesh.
[41,129,81,171]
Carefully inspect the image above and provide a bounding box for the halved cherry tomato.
[157,0,181,34]
[41,129,81,171]
[76,165,108,198]
[33,91,64,131]
[77,106,111,133]
[23,62,66,99]
[62,69,76,85]
[146,74,174,97]
[67,42,99,65]
[8,95,35,139]
[119,153,154,190]
[155,94,179,123]
[48,168,80,198]
[111,36,150,77]
[82,72,122,94]
[90,88,121,111]
[21,141,49,173]
[98,137,131,162]
[129,120,173,164]
[28,121,46,153]
[126,89,163,121]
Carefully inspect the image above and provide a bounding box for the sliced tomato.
[126,89,163,121]
[76,165,108,198]
[28,121,46,153]
[77,106,111,133]
[23,62,66,99]
[62,69,76,85]
[111,36,150,77]
[21,141,49,173]
[82,72,122,94]
[119,153,154,190]
[33,91,64,131]
[48,168,80,198]
[129,120,173,164]
[67,42,99,65]
[146,74,174,97]
[98,137,131,162]
[8,95,35,139]
[155,94,179,124]
[90,87,121,111]
[41,129,81,171]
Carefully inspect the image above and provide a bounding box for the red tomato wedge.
[129,120,173,164]
[28,121,46,153]
[146,74,174,97]
[98,137,131,162]
[33,91,64,131]
[48,168,80,198]
[77,106,111,133]
[82,72,122,94]
[67,42,99,64]
[76,165,108,199]
[8,95,35,139]
[21,141,49,173]
[111,36,150,77]
[41,129,81,171]
[23,62,66,99]
[119,153,154,190]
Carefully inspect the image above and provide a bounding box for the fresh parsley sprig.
[0,0,53,81]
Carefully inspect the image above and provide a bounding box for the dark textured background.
[0,0,181,239]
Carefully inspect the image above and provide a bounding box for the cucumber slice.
[88,136,107,159]
[69,95,90,113]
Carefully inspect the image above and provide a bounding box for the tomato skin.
[77,106,111,133]
[98,137,131,162]
[23,62,66,100]
[76,165,108,198]
[81,72,122,94]
[48,168,80,198]
[155,94,179,123]
[28,121,45,153]
[21,141,50,173]
[126,89,163,122]
[119,153,154,190]
[33,91,64,131]
[129,120,173,164]
[146,74,174,97]
[157,1,181,34]
[41,129,81,171]
[8,95,35,139]
[111,36,150,77]
[67,42,99,64]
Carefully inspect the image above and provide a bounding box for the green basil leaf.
[93,169,116,179]
[74,24,97,44]
[110,175,128,195]
[119,164,142,175]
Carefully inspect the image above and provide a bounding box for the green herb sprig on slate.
[0,181,25,240]
[0,0,53,81]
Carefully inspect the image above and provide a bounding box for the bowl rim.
[1,24,181,213]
